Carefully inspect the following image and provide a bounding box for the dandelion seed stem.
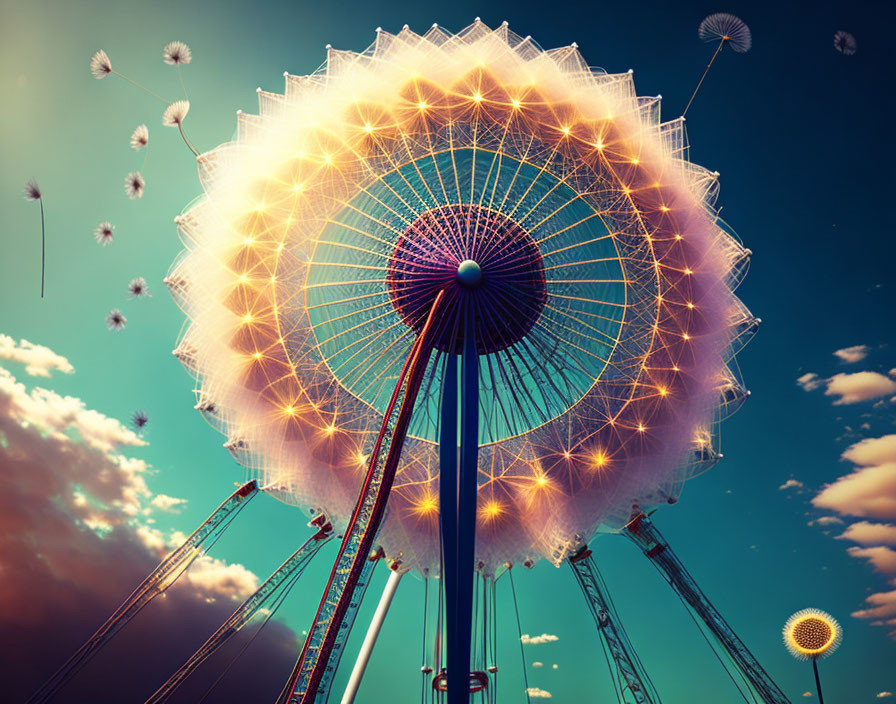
[177,122,199,157]
[683,37,725,117]
[141,144,149,171]
[111,70,170,104]
[39,198,45,298]
[177,64,189,100]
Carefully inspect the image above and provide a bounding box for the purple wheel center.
[387,204,546,355]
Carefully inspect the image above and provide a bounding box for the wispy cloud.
[797,372,823,391]
[838,521,896,546]
[521,633,559,645]
[877,692,893,699]
[527,688,553,698]
[812,435,896,519]
[834,345,870,364]
[150,493,189,513]
[0,334,73,377]
[847,546,896,574]
[779,479,804,491]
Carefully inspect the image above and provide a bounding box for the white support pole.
[340,566,404,704]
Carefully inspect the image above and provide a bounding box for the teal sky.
[2,0,895,702]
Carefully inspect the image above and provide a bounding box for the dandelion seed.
[23,179,46,297]
[833,31,857,56]
[88,49,169,103]
[132,410,149,429]
[163,101,199,157]
[23,178,42,201]
[124,171,145,199]
[130,124,149,150]
[89,50,112,79]
[128,276,151,298]
[94,221,114,246]
[105,308,127,331]
[163,100,190,126]
[698,13,752,53]
[684,13,752,116]
[163,41,192,65]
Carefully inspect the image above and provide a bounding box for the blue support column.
[454,315,479,704]
[440,354,458,701]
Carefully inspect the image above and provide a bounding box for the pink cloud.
[812,435,896,519]
[0,356,299,701]
[846,546,896,574]
[838,521,896,546]
[824,372,896,405]
[0,334,74,377]
[833,345,870,364]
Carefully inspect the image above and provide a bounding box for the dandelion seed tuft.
[90,50,113,79]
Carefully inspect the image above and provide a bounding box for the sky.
[1,0,895,702]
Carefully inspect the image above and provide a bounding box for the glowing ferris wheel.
[31,19,787,704]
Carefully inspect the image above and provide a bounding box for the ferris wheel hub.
[387,204,546,355]
[456,259,482,287]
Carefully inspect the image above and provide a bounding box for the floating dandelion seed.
[124,171,145,199]
[105,309,127,331]
[94,221,114,246]
[163,41,192,100]
[89,49,113,79]
[130,124,149,150]
[128,276,150,298]
[833,31,857,56]
[163,100,198,157]
[684,13,752,116]
[163,41,192,65]
[698,13,752,53]
[784,608,842,704]
[132,410,149,429]
[88,49,169,102]
[23,178,45,298]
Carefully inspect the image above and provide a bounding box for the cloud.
[838,521,896,546]
[852,586,896,633]
[0,334,74,377]
[878,692,894,698]
[833,345,870,364]
[847,546,896,574]
[527,688,553,698]
[779,479,804,491]
[532,661,544,668]
[0,354,299,702]
[808,516,844,527]
[0,366,145,454]
[824,372,896,405]
[797,373,823,392]
[812,435,896,519]
[150,494,189,514]
[801,693,813,698]
[521,633,559,645]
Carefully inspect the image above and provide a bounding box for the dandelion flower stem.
[812,658,825,704]
[178,122,199,157]
[111,70,170,104]
[683,37,725,117]
[39,198,45,298]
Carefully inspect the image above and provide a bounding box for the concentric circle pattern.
[168,21,756,572]
[386,203,546,356]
